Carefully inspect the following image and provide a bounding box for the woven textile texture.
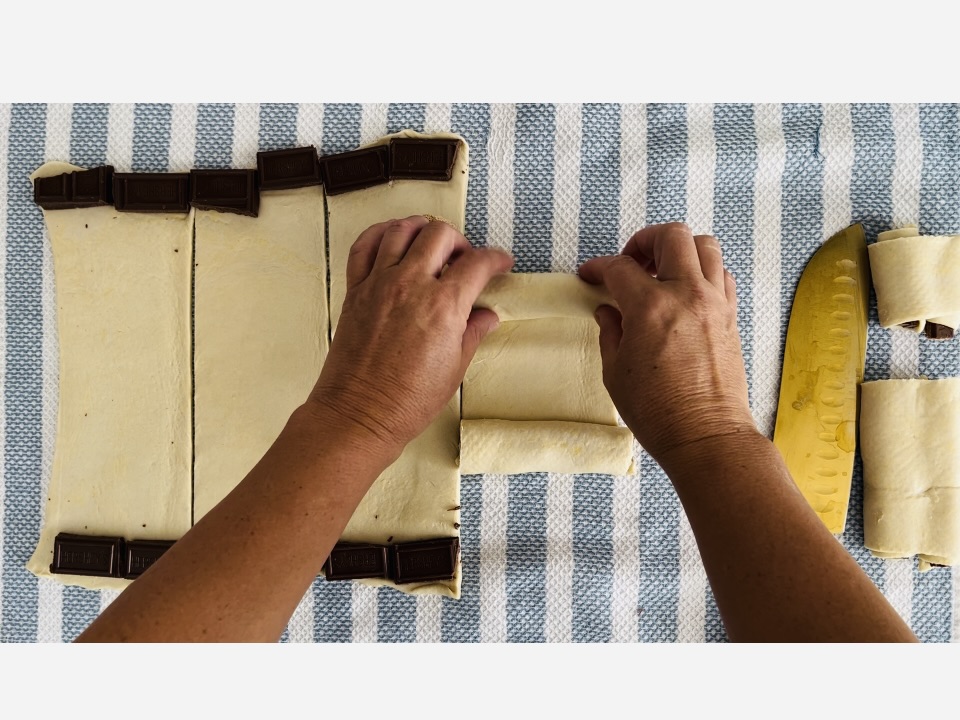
[1,103,958,643]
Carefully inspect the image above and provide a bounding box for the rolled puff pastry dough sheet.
[193,187,328,519]
[861,378,960,569]
[475,272,617,322]
[868,230,960,329]
[326,131,468,598]
[26,162,193,590]
[460,420,634,475]
[462,272,633,476]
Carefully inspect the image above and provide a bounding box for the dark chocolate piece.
[924,322,954,340]
[257,147,322,190]
[34,166,114,210]
[391,538,459,584]
[114,173,190,213]
[72,166,114,205]
[319,146,389,195]
[123,539,176,579]
[50,533,123,578]
[34,173,70,208]
[190,169,259,217]
[388,138,460,181]
[899,321,920,330]
[322,543,389,580]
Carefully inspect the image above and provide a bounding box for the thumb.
[594,304,624,381]
[460,307,501,375]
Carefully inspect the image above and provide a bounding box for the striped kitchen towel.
[1,103,958,642]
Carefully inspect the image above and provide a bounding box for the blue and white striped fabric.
[1,103,958,643]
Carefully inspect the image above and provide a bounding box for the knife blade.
[772,223,871,534]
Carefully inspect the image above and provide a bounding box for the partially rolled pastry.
[861,378,960,570]
[461,272,635,476]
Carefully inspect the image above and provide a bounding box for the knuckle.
[689,279,711,299]
[637,291,668,319]
[388,272,416,300]
[662,221,692,238]
[348,240,368,259]
[694,280,727,309]
[606,256,640,290]
[431,219,463,239]
[608,255,635,272]
[387,218,420,235]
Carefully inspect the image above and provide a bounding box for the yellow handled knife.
[772,223,871,534]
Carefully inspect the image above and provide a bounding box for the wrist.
[292,398,404,470]
[652,423,770,480]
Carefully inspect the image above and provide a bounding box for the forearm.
[77,404,395,643]
[657,431,917,642]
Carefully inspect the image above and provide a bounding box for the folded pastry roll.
[861,378,960,570]
[868,226,960,337]
[460,419,634,475]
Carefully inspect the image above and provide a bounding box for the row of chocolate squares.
[49,531,460,585]
[50,533,174,580]
[321,538,460,585]
[33,137,463,216]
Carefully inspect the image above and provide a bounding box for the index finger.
[441,247,515,310]
[622,222,702,281]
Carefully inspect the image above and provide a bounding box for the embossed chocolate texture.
[322,543,390,580]
[190,169,259,217]
[257,146,322,190]
[35,166,114,209]
[50,533,176,580]
[51,534,124,577]
[322,538,460,583]
[319,146,390,195]
[114,173,191,213]
[389,138,459,181]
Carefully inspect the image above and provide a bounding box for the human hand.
[578,222,756,464]
[308,216,514,460]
